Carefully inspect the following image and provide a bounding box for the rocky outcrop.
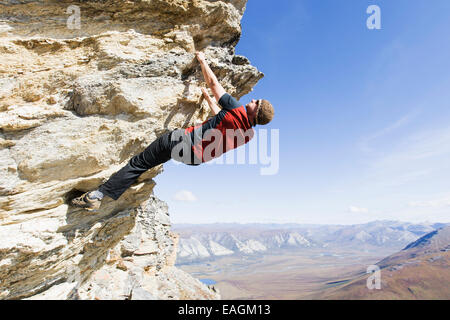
[0,0,262,299]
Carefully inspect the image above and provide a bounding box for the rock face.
[0,0,262,299]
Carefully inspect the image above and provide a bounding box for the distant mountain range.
[317,226,450,299]
[175,230,312,263]
[173,221,448,264]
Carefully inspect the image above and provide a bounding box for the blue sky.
[155,0,450,225]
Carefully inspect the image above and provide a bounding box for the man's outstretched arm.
[196,51,226,103]
[201,88,221,115]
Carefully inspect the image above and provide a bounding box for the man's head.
[246,99,275,126]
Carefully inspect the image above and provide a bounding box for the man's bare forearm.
[196,52,226,102]
[201,88,221,115]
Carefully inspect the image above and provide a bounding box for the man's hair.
[256,99,274,125]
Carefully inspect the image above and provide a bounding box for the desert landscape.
[178,248,390,299]
[174,222,450,299]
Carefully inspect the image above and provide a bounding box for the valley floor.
[177,247,395,299]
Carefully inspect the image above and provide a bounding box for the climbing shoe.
[71,191,101,212]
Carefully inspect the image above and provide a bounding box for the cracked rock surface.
[0,0,262,299]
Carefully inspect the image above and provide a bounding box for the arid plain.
[178,248,392,299]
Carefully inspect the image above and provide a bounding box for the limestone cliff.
[0,0,262,299]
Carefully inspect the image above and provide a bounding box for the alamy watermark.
[170,128,280,176]
[67,5,81,30]
[367,265,381,290]
[367,5,381,30]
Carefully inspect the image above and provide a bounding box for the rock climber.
[71,51,275,212]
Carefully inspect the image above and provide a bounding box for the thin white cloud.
[364,126,450,188]
[173,190,198,203]
[359,110,419,154]
[408,194,450,208]
[348,206,369,214]
[377,126,450,163]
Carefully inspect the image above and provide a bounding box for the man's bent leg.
[98,132,173,200]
